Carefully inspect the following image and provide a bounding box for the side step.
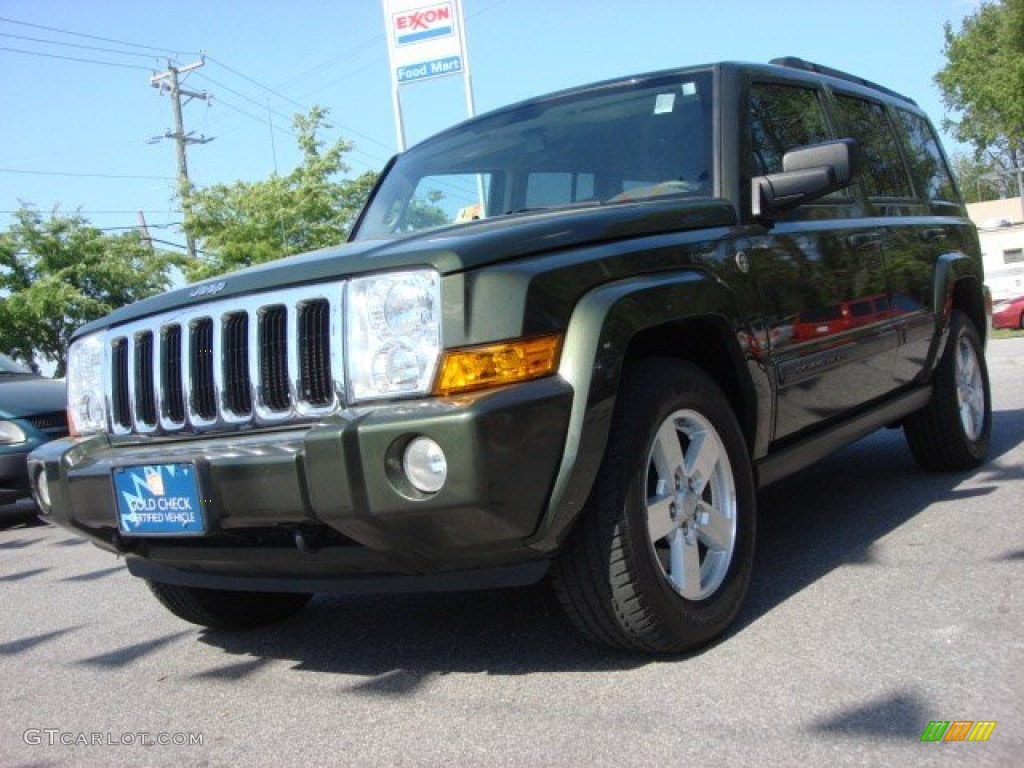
[756,385,932,488]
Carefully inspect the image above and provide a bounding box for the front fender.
[525,269,745,553]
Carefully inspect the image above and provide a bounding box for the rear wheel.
[552,359,756,653]
[147,582,313,629]
[904,310,991,471]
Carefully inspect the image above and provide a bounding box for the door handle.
[846,231,884,251]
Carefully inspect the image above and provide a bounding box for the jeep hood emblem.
[189,281,226,298]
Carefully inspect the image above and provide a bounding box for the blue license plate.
[113,463,206,536]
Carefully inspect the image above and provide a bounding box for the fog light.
[32,466,51,513]
[403,437,447,494]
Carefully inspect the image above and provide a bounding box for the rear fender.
[924,251,987,374]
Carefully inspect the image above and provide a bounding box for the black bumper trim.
[126,555,551,595]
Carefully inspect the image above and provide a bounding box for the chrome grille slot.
[133,330,157,429]
[190,318,217,422]
[161,325,185,427]
[222,313,252,416]
[299,299,332,406]
[259,305,290,412]
[104,283,345,435]
[111,338,131,430]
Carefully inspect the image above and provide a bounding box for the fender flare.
[923,251,987,374]
[525,269,751,553]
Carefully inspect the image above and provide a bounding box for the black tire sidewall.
[610,360,757,649]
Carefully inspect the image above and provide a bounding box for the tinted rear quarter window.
[833,94,913,200]
[893,109,960,205]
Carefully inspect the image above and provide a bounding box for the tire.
[147,581,313,630]
[552,359,756,654]
[904,310,991,471]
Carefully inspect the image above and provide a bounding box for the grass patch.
[991,327,1024,339]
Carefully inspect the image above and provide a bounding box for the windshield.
[353,70,714,240]
[0,352,32,375]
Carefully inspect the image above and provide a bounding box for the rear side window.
[748,82,832,175]
[893,109,959,204]
[833,94,912,200]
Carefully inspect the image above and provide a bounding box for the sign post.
[383,0,475,151]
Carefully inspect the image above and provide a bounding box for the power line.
[97,224,183,231]
[0,15,190,56]
[193,71,297,126]
[0,45,154,70]
[206,55,307,112]
[276,36,383,92]
[18,139,143,164]
[191,69,392,165]
[1,210,179,216]
[0,31,163,59]
[145,237,204,255]
[0,167,175,180]
[207,96,298,140]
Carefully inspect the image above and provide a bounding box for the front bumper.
[29,377,573,589]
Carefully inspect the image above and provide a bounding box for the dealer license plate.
[113,463,206,536]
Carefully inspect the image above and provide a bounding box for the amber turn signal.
[434,334,562,396]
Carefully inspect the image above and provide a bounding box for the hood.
[0,376,66,419]
[77,197,736,336]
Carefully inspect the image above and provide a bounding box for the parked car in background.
[992,295,1024,330]
[1,353,68,518]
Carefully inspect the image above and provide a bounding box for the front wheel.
[147,582,313,630]
[552,359,756,653]
[904,310,991,471]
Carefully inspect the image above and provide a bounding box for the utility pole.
[149,58,213,261]
[136,211,154,254]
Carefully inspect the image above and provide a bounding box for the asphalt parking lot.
[2,338,1022,768]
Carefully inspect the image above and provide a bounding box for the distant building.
[966,197,1024,301]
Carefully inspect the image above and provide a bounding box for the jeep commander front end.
[30,65,730,627]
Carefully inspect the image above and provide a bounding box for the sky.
[0,0,982,254]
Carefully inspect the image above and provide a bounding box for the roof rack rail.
[770,56,917,106]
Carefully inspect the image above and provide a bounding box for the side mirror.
[752,138,857,220]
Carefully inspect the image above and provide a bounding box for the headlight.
[346,269,442,402]
[66,332,107,436]
[0,420,27,445]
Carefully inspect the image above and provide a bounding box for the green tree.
[184,106,378,281]
[950,152,1016,202]
[935,0,1024,179]
[0,208,180,375]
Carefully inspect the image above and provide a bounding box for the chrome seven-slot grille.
[107,284,345,435]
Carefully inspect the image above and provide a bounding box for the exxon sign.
[394,2,455,46]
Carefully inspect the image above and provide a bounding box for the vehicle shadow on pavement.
[193,407,1023,681]
[734,405,1024,637]
[0,507,46,532]
[196,582,644,683]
